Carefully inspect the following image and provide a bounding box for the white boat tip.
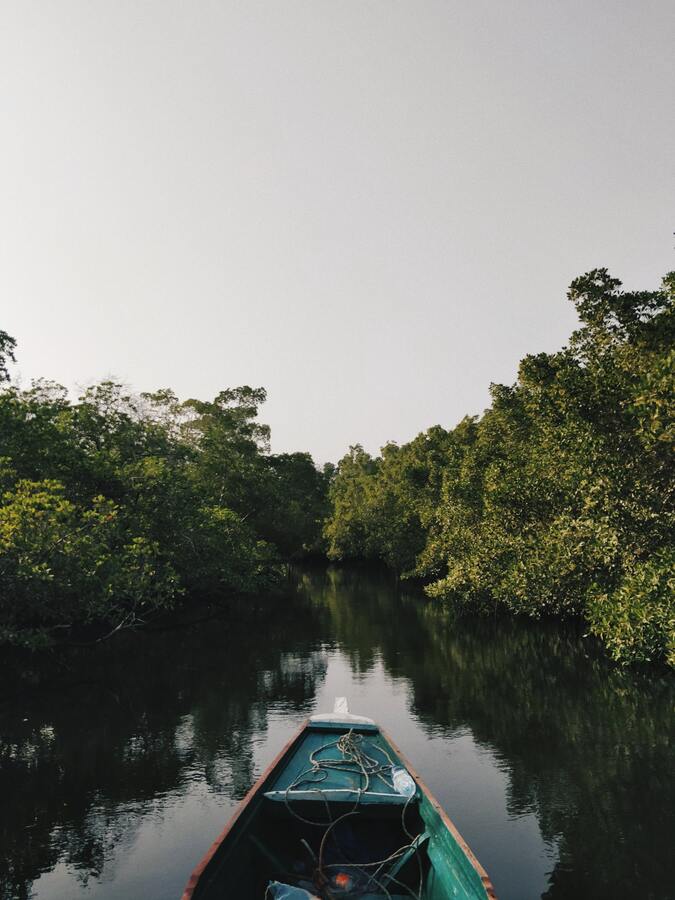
[310,696,376,726]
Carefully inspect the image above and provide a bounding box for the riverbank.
[323,272,675,668]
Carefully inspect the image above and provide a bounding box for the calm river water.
[1,565,673,900]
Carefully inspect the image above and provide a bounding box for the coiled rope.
[278,729,423,899]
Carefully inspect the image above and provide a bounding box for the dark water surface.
[1,566,673,900]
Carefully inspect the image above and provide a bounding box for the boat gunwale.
[181,718,309,900]
[380,726,497,900]
[181,719,498,900]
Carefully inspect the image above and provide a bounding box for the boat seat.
[263,789,418,806]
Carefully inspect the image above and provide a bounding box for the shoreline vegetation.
[324,269,674,668]
[0,363,332,650]
[1,268,673,666]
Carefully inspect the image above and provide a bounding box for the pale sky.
[1,1,673,463]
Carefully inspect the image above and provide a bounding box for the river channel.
[1,565,672,900]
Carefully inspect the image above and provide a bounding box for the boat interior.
[190,721,489,899]
[202,791,429,898]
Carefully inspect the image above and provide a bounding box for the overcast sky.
[1,1,673,463]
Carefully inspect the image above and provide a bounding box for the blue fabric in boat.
[264,724,416,806]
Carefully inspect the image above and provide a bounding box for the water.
[1,565,672,900]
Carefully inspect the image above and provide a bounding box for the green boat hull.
[182,712,496,899]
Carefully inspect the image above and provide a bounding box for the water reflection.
[0,592,328,900]
[0,565,672,900]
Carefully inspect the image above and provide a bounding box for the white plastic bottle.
[392,766,416,797]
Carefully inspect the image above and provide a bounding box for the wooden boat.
[182,699,496,899]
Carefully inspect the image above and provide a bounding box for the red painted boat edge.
[381,726,498,900]
[181,719,308,899]
[181,718,498,899]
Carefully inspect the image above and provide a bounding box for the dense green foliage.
[0,360,329,647]
[325,270,674,666]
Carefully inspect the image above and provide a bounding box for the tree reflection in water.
[0,592,329,900]
[1,565,672,900]
[297,566,674,900]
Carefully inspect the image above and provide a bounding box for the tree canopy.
[0,358,330,648]
[2,267,672,665]
[324,269,674,667]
